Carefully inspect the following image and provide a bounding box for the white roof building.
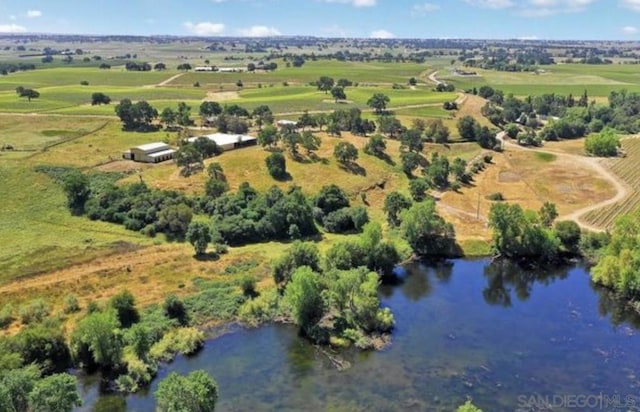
[187,133,257,151]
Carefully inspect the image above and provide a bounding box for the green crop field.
[168,60,431,87]
[440,63,640,97]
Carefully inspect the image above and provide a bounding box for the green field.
[440,63,640,97]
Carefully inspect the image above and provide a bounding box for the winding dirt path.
[501,136,631,232]
[428,70,443,85]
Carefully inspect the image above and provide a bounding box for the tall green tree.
[62,170,90,215]
[110,290,139,328]
[367,93,390,114]
[316,76,335,93]
[186,221,213,256]
[401,199,456,256]
[333,141,358,164]
[71,309,123,370]
[284,266,324,335]
[331,86,346,103]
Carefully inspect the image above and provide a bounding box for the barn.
[187,133,257,151]
[122,142,176,163]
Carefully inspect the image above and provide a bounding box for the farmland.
[0,35,639,324]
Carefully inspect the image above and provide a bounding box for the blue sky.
[0,0,639,40]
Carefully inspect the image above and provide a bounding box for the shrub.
[0,304,13,329]
[149,327,205,362]
[164,294,189,325]
[110,290,139,328]
[63,294,80,314]
[238,288,281,326]
[19,299,50,324]
[80,80,89,86]
[239,275,257,296]
[487,192,505,201]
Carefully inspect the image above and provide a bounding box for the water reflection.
[482,259,571,306]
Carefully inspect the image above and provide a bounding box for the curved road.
[500,134,630,232]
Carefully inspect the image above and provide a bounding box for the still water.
[77,259,640,411]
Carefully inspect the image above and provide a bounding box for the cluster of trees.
[259,125,322,159]
[91,92,111,105]
[125,61,152,71]
[313,184,368,234]
[488,201,581,263]
[115,99,158,131]
[175,137,223,176]
[456,116,498,149]
[383,193,458,257]
[273,225,398,346]
[592,210,640,302]
[461,47,554,72]
[0,62,36,75]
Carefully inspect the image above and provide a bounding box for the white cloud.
[622,0,640,11]
[370,29,395,38]
[322,0,377,7]
[0,24,27,33]
[464,0,515,9]
[520,0,598,16]
[237,25,281,37]
[26,10,42,18]
[622,25,639,34]
[411,2,441,15]
[184,21,225,36]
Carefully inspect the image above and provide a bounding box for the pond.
[77,259,640,411]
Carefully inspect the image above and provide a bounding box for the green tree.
[281,130,302,156]
[273,241,321,286]
[554,220,581,254]
[186,222,213,255]
[157,203,193,238]
[160,107,177,128]
[15,324,71,374]
[175,144,204,176]
[283,266,324,335]
[333,141,358,164]
[364,134,387,158]
[265,152,288,180]
[383,191,412,227]
[19,88,39,102]
[377,115,403,138]
[400,128,423,153]
[367,93,390,114]
[316,76,335,93]
[62,170,90,215]
[539,201,558,228]
[315,184,350,215]
[409,178,430,202]
[258,125,280,148]
[425,119,450,143]
[110,290,139,328]
[71,309,123,370]
[457,115,478,141]
[207,162,226,181]
[331,86,347,103]
[252,105,274,130]
[300,131,321,155]
[155,370,218,412]
[91,92,111,106]
[28,373,82,412]
[401,199,456,256]
[205,179,229,198]
[176,102,193,127]
[425,152,450,189]
[199,101,222,120]
[164,294,189,326]
[400,151,422,176]
[585,128,620,157]
[0,364,40,412]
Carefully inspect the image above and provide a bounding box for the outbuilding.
[187,133,257,151]
[123,142,176,163]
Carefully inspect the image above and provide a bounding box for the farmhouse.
[194,66,214,72]
[122,142,176,163]
[217,67,245,73]
[187,133,257,151]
